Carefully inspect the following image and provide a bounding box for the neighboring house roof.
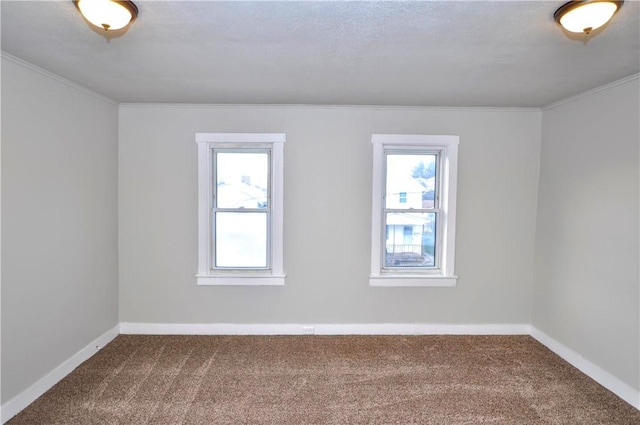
[387,178,426,196]
[217,183,267,208]
[415,177,435,192]
[387,177,427,209]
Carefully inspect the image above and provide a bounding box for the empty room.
[1,0,639,423]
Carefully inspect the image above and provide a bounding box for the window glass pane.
[216,152,268,209]
[386,154,437,209]
[385,212,436,268]
[214,212,267,268]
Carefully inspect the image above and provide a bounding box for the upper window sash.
[383,148,441,211]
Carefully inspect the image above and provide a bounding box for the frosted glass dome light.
[74,0,138,31]
[554,1,623,35]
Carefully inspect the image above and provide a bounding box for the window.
[370,134,459,287]
[196,133,285,285]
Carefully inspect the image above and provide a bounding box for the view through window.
[384,153,438,269]
[370,134,458,287]
[196,133,285,286]
[214,151,270,268]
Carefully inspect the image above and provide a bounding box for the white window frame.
[196,133,285,286]
[370,134,459,287]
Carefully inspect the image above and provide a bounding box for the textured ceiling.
[1,1,639,107]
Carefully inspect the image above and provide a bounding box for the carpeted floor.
[7,335,640,424]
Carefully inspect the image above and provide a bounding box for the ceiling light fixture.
[74,0,138,31]
[554,0,623,34]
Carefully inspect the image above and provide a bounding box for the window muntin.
[370,134,458,287]
[196,133,285,286]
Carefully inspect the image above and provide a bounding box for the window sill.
[196,275,286,286]
[369,275,457,287]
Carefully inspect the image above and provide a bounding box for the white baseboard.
[530,327,640,410]
[119,322,531,336]
[0,325,119,424]
[414,323,531,335]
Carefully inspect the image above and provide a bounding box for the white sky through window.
[216,152,268,189]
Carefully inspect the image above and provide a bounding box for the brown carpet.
[7,335,640,424]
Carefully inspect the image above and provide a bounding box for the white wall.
[119,105,541,325]
[1,57,119,403]
[533,77,640,391]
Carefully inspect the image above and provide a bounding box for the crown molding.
[542,73,640,111]
[1,51,119,106]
